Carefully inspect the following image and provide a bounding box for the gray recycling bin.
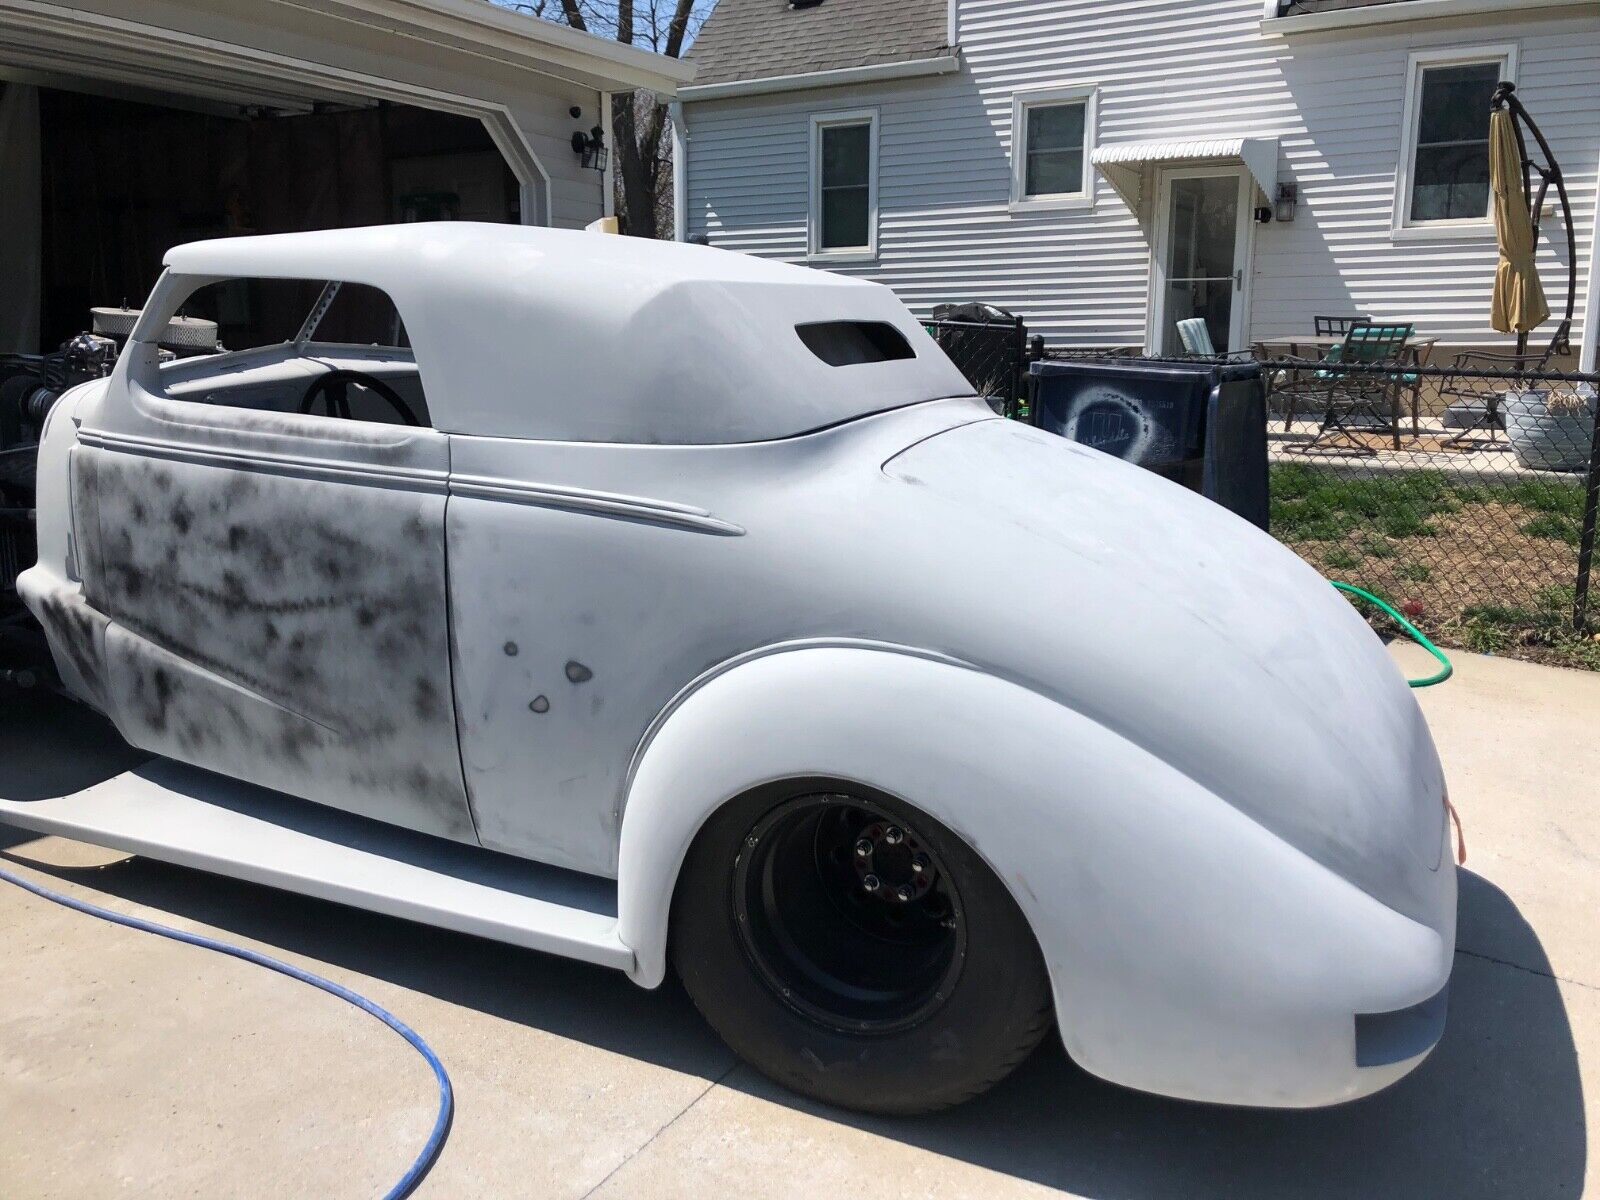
[1028,358,1269,529]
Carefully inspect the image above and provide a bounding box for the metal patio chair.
[1439,338,1566,448]
[1270,318,1370,429]
[1176,318,1215,357]
[1313,314,1372,338]
[1175,318,1254,361]
[1288,322,1414,456]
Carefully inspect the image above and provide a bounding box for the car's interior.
[156,279,432,428]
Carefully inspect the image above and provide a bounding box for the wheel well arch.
[614,646,1069,993]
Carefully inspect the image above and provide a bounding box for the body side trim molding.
[76,427,450,493]
[448,474,746,536]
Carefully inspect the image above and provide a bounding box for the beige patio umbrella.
[1489,106,1549,334]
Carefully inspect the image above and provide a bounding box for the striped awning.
[1090,136,1279,210]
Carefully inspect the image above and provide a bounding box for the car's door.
[71,279,475,843]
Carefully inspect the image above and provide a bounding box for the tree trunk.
[542,0,699,239]
[612,96,659,240]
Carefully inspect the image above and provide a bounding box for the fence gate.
[924,315,1028,419]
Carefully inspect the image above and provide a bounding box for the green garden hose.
[1331,582,1453,688]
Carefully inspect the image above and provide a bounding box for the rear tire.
[671,781,1053,1115]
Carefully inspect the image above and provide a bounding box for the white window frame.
[1391,43,1518,241]
[808,108,879,263]
[1009,84,1098,214]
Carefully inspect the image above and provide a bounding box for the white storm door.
[1151,167,1254,355]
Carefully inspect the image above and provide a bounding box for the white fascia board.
[268,0,696,93]
[678,54,960,103]
[1263,0,1593,36]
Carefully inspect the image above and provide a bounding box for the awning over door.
[1091,136,1279,210]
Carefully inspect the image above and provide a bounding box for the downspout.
[1582,146,1600,373]
[602,90,617,221]
[947,0,958,48]
[669,100,688,242]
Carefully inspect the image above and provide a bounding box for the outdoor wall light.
[1274,182,1298,223]
[572,125,609,172]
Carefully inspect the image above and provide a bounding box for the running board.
[0,758,633,973]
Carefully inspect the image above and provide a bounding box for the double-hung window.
[1395,46,1516,236]
[809,110,878,259]
[1010,86,1097,211]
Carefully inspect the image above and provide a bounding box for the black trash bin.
[1028,357,1269,529]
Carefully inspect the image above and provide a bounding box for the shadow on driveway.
[2,838,1583,1199]
[0,696,1586,1198]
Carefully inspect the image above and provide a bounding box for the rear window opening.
[153,278,432,428]
[797,321,915,367]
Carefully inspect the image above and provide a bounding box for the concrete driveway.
[1,644,1594,1199]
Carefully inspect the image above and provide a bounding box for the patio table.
[1255,333,1438,357]
[1254,335,1438,446]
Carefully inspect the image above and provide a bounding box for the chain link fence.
[1257,356,1599,668]
[923,315,1029,419]
[929,327,1600,669]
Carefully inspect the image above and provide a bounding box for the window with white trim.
[1010,86,1096,210]
[1396,46,1515,233]
[809,110,877,257]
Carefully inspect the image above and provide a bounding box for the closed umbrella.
[1489,106,1549,334]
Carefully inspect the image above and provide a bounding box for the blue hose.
[0,861,452,1200]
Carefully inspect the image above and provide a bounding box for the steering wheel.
[298,369,421,427]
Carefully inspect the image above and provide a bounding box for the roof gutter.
[265,0,696,93]
[1263,0,1592,36]
[669,100,688,243]
[679,53,959,103]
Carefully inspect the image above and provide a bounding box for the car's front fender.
[616,646,1454,1107]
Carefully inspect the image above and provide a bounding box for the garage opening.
[0,82,523,356]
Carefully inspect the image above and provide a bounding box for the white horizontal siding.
[684,0,1599,352]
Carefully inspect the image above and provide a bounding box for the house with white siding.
[673,0,1600,368]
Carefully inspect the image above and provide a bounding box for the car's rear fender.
[616,646,1454,1106]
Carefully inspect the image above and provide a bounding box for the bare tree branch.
[558,0,587,33]
[494,0,714,237]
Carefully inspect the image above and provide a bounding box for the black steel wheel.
[672,781,1053,1114]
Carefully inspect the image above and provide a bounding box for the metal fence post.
[1011,316,1026,421]
[1573,393,1600,632]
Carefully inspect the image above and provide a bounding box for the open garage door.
[3,83,523,355]
[30,88,523,353]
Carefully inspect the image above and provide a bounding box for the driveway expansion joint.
[577,1059,740,1199]
[1455,945,1600,993]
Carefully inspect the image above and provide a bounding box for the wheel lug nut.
[896,885,914,902]
[911,854,928,874]
[854,838,873,858]
[883,826,904,845]
[862,874,881,893]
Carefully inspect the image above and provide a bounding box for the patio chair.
[1288,322,1414,456]
[1270,337,1350,431]
[1175,318,1254,361]
[1313,314,1371,337]
[1439,339,1565,448]
[1274,316,1389,429]
[1175,318,1216,357]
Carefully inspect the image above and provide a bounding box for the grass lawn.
[1270,462,1600,670]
